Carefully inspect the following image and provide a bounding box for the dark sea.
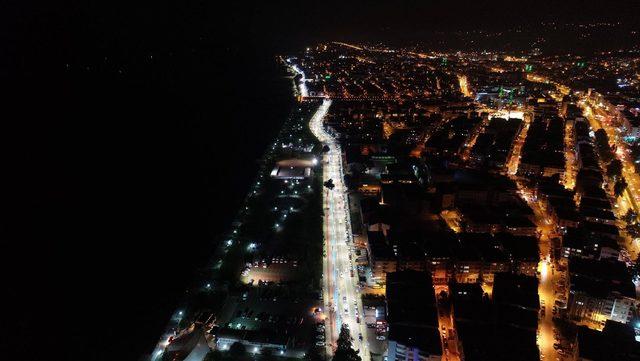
[1,5,297,359]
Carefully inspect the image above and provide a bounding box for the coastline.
[147,61,319,360]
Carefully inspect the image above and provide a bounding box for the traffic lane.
[323,193,336,353]
[538,259,560,361]
[313,100,369,359]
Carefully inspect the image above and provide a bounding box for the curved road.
[309,99,370,360]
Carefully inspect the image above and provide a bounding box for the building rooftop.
[270,158,314,180]
[386,270,438,327]
[577,321,640,361]
[495,233,539,262]
[368,230,396,261]
[569,258,635,298]
[492,273,539,311]
[388,324,442,357]
[457,322,540,361]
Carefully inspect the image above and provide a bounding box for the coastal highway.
[309,99,371,360]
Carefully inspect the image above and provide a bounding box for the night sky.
[1,1,639,360]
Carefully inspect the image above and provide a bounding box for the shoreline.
[147,62,320,360]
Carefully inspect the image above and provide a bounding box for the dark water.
[1,8,295,360]
[4,61,294,361]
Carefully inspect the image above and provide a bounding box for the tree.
[333,325,362,361]
[625,210,640,239]
[632,257,640,280]
[229,342,247,358]
[595,129,614,163]
[627,223,640,239]
[607,159,623,180]
[624,210,638,225]
[324,179,335,190]
[614,178,628,197]
[304,346,324,361]
[595,128,608,146]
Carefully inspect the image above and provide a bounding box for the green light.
[325,75,331,79]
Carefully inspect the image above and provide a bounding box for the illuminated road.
[515,184,563,361]
[287,59,309,98]
[515,183,565,361]
[538,251,562,360]
[503,104,563,361]
[332,41,364,51]
[309,99,370,360]
[457,74,472,98]
[149,310,185,361]
[506,111,532,175]
[563,119,577,189]
[434,285,461,361]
